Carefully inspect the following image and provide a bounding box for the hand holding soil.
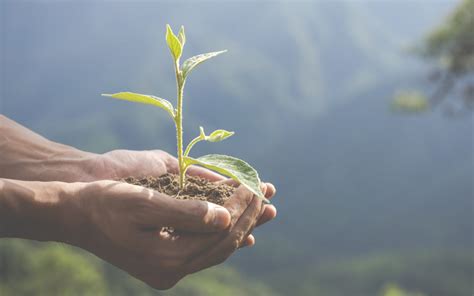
[71,178,274,289]
[94,149,277,231]
[0,115,277,290]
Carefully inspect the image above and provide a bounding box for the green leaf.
[185,154,268,202]
[184,127,234,157]
[199,126,206,139]
[199,126,234,142]
[207,129,234,142]
[178,26,186,46]
[166,24,182,61]
[182,50,227,78]
[102,92,175,118]
[391,90,429,113]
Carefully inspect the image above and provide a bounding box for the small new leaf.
[178,26,186,46]
[166,24,183,61]
[182,50,227,78]
[207,129,234,142]
[199,126,206,139]
[184,154,268,202]
[102,92,175,118]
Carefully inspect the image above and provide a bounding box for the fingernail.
[213,206,230,229]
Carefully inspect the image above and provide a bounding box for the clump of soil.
[123,173,234,206]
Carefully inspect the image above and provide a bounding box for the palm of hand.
[77,149,276,289]
[92,150,173,180]
[94,149,276,222]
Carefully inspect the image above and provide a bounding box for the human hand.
[94,149,277,245]
[0,115,277,237]
[69,180,266,289]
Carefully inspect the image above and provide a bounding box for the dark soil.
[123,173,235,206]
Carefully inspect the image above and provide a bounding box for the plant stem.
[174,62,185,189]
[184,136,201,157]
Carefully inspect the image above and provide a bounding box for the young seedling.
[102,25,268,203]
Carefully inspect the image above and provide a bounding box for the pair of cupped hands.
[64,149,276,289]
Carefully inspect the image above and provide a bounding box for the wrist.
[0,116,101,182]
[33,147,101,182]
[0,179,89,244]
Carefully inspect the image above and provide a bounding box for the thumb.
[157,198,231,232]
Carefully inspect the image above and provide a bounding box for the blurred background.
[1,0,472,295]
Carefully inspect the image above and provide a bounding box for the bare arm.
[0,114,277,250]
[0,177,267,289]
[0,115,100,182]
[0,178,77,242]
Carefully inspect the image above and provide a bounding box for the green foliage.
[185,154,268,202]
[0,240,107,296]
[103,25,264,199]
[177,25,186,47]
[206,128,234,143]
[182,50,227,78]
[166,24,183,61]
[423,0,474,75]
[184,126,234,157]
[0,240,276,295]
[380,283,425,296]
[169,266,275,296]
[391,0,474,113]
[391,90,429,113]
[295,250,473,296]
[102,92,175,118]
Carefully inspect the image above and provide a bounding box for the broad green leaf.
[185,154,268,202]
[178,26,186,46]
[102,92,175,118]
[207,129,234,142]
[166,24,182,61]
[182,50,227,78]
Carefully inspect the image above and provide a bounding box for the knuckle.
[236,186,254,201]
[230,230,245,250]
[154,149,171,158]
[231,238,241,251]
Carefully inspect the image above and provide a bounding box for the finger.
[254,183,276,226]
[170,186,258,260]
[240,201,265,247]
[264,183,276,199]
[152,196,231,232]
[237,204,264,250]
[186,165,225,182]
[185,195,263,273]
[217,178,239,187]
[224,186,257,226]
[240,234,255,248]
[217,181,275,196]
[256,204,277,227]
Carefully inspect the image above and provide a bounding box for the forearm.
[0,178,86,244]
[0,115,100,182]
